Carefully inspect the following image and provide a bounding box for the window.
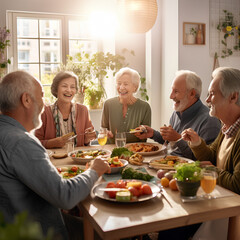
[8,11,100,103]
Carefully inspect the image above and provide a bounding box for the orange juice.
[201,175,216,194]
[98,136,107,146]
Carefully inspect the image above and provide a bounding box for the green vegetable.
[111,147,133,158]
[174,161,202,182]
[116,191,131,202]
[121,167,154,181]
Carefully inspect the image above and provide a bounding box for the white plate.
[56,165,85,179]
[107,159,128,174]
[92,180,160,203]
[68,148,111,164]
[125,143,166,156]
[47,150,53,157]
[149,155,194,170]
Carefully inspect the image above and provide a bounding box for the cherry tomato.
[141,184,152,195]
[71,166,78,172]
[116,180,126,188]
[128,187,140,197]
[72,154,76,157]
[57,168,62,173]
[106,182,116,188]
[107,191,117,198]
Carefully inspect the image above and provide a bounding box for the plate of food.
[92,179,160,203]
[149,155,193,170]
[125,143,166,156]
[68,149,111,164]
[56,165,85,179]
[107,157,128,174]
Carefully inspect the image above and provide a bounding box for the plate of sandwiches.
[149,155,193,170]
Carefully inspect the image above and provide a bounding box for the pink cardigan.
[35,104,94,147]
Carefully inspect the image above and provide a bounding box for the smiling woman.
[35,71,97,148]
[101,67,151,144]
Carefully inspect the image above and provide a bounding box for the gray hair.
[51,71,79,98]
[175,70,202,98]
[0,71,36,113]
[115,67,141,93]
[213,67,240,106]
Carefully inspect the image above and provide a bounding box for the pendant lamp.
[117,0,158,33]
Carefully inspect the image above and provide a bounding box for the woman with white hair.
[35,71,96,148]
[101,67,151,143]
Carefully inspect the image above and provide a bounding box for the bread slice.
[52,153,68,159]
[62,132,75,139]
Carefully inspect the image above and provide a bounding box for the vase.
[186,34,196,44]
[176,180,200,198]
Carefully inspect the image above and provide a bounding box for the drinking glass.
[201,170,218,199]
[115,132,126,148]
[98,127,108,148]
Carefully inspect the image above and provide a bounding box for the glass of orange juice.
[201,169,218,199]
[98,127,108,148]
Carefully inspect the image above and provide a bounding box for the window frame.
[7,11,101,80]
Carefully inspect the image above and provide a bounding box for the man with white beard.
[135,70,221,160]
[0,71,110,239]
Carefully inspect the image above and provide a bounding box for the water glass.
[115,132,126,148]
[65,141,75,153]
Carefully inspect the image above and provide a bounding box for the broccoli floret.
[121,167,154,181]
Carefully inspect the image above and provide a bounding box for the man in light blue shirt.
[136,70,221,160]
[0,71,110,239]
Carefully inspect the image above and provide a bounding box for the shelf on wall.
[183,22,206,45]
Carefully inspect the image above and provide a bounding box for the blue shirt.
[152,100,221,159]
[0,115,98,239]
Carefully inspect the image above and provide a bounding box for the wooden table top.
[50,144,240,240]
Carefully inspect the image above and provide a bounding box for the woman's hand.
[107,130,113,139]
[134,125,153,139]
[84,127,96,144]
[181,128,201,146]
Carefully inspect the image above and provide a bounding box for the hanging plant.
[217,10,240,58]
[0,27,11,69]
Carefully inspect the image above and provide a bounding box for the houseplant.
[186,27,196,44]
[174,161,202,198]
[217,10,240,58]
[0,27,11,79]
[60,49,149,109]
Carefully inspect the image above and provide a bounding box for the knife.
[99,188,128,192]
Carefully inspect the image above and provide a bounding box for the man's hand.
[159,125,181,142]
[89,157,111,176]
[181,128,201,146]
[134,125,154,139]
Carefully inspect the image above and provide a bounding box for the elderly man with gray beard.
[135,70,221,160]
[0,71,110,239]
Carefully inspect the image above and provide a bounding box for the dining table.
[50,143,240,240]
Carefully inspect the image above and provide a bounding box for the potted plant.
[174,161,202,198]
[84,82,105,109]
[59,49,149,109]
[186,27,197,44]
[0,27,11,80]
